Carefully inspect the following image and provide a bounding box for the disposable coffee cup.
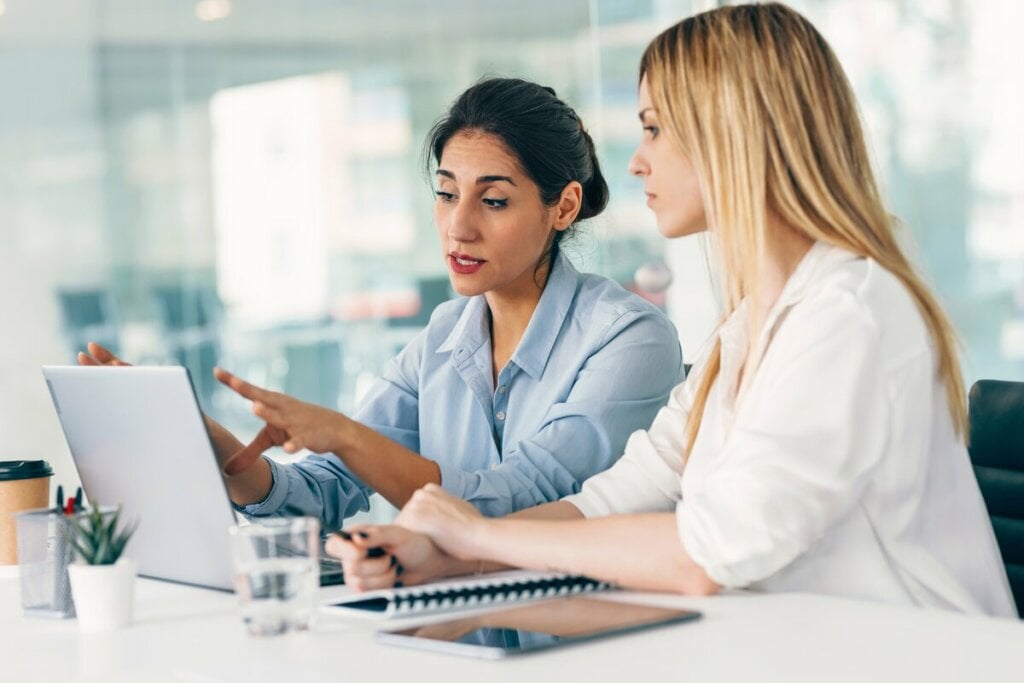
[0,460,54,565]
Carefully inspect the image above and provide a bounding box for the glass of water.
[228,517,320,636]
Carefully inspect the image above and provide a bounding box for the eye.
[435,190,456,202]
[482,197,508,209]
[643,125,660,139]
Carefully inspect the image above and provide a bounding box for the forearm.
[223,458,273,506]
[203,415,242,463]
[334,419,440,509]
[468,513,718,595]
[463,501,586,576]
[202,416,274,505]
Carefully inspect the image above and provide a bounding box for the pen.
[73,487,83,512]
[335,529,387,558]
[55,485,63,512]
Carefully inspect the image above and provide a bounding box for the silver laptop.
[42,365,240,591]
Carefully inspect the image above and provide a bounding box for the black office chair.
[967,379,1024,617]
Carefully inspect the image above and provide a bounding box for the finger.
[346,568,398,593]
[343,524,406,548]
[213,367,274,403]
[325,531,385,562]
[252,401,285,426]
[77,351,99,366]
[341,553,396,580]
[88,342,125,365]
[221,442,265,477]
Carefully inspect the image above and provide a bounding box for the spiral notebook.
[324,570,613,619]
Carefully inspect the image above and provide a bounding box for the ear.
[551,181,583,232]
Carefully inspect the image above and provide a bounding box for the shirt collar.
[718,240,860,356]
[436,251,580,380]
[511,251,579,379]
[772,240,856,310]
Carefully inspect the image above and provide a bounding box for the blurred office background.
[1,0,1022,519]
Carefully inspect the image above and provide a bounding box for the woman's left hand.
[213,367,349,473]
[395,483,487,561]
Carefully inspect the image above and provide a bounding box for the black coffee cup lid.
[0,460,54,481]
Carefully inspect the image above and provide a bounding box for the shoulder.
[571,270,678,340]
[788,246,932,371]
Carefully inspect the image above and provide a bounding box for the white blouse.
[565,242,1017,618]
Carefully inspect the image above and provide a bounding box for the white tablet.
[376,595,701,659]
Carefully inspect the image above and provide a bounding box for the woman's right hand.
[325,525,465,592]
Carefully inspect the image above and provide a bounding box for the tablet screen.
[376,596,701,659]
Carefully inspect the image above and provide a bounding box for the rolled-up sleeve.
[240,455,373,530]
[676,293,889,588]
[438,312,683,517]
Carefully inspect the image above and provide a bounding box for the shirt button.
[497,386,507,394]
[490,463,499,471]
[495,411,506,421]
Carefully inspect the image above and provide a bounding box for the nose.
[444,197,479,244]
[628,146,649,177]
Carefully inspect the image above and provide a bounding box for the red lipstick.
[449,252,486,275]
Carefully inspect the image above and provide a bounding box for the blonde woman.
[331,3,1016,617]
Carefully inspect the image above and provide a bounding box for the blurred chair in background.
[56,288,120,361]
[151,283,222,411]
[387,276,453,329]
[282,338,343,411]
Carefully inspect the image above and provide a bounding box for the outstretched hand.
[213,367,348,469]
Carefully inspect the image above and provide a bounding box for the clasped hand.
[327,484,489,591]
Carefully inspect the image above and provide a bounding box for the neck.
[484,260,551,380]
[753,215,815,320]
[486,266,548,343]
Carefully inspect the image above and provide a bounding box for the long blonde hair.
[640,2,967,459]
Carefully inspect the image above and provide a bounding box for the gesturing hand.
[77,342,131,367]
[395,483,487,562]
[213,367,348,472]
[76,342,278,482]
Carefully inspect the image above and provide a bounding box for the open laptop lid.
[42,365,236,591]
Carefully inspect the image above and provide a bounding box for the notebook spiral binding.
[392,574,610,616]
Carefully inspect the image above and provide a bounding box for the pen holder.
[15,508,76,619]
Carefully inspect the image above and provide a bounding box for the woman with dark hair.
[81,77,682,530]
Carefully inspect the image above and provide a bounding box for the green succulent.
[67,504,137,566]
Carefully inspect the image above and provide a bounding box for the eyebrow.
[435,169,517,186]
[638,107,656,122]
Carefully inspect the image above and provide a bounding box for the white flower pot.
[67,558,136,631]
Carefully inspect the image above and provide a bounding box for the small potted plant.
[66,503,138,631]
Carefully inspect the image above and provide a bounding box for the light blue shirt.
[243,252,683,529]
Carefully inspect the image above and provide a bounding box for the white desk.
[1,574,1021,683]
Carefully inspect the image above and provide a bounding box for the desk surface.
[1,574,1021,683]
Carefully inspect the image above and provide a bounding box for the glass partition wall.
[2,0,1021,521]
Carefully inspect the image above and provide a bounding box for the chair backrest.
[967,379,1024,617]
